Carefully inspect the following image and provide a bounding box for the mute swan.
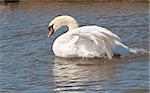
[48,15,135,59]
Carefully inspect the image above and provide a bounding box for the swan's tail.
[112,41,136,56]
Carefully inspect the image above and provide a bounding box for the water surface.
[0,1,149,93]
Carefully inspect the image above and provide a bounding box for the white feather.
[49,15,134,59]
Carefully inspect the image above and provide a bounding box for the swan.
[48,15,135,59]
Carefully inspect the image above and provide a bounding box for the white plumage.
[48,15,134,59]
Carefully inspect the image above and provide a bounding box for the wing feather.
[69,26,118,59]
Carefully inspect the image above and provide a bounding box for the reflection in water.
[52,57,149,93]
[52,57,119,92]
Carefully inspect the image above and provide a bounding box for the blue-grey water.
[0,1,149,93]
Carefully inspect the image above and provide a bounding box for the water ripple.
[0,1,149,93]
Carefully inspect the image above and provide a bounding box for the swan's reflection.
[52,57,118,92]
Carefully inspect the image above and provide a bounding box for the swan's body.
[48,15,134,59]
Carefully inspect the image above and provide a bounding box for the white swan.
[48,15,135,59]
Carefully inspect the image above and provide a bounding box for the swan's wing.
[73,34,113,59]
[68,26,119,59]
[84,26,120,40]
[70,26,120,43]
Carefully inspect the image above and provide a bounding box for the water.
[0,1,149,93]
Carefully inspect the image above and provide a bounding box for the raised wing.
[68,26,120,59]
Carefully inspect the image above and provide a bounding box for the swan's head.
[48,15,79,37]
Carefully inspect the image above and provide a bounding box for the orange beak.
[48,25,54,38]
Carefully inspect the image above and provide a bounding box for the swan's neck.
[60,16,79,30]
[50,16,79,31]
[67,22,79,30]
